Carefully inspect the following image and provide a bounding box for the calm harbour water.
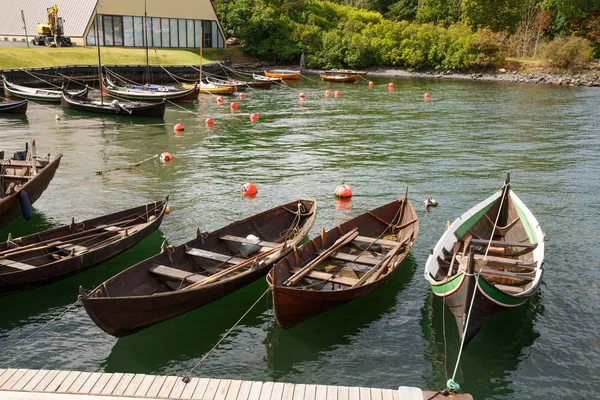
[0,75,599,399]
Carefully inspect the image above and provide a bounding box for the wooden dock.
[0,368,472,400]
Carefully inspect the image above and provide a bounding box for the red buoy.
[334,90,341,98]
[230,102,238,110]
[334,183,353,199]
[239,92,246,99]
[325,90,331,97]
[388,82,395,90]
[368,81,374,87]
[173,123,184,132]
[424,92,431,99]
[299,92,306,99]
[242,182,257,196]
[217,96,224,105]
[160,152,173,163]
[205,117,215,126]
[250,113,259,121]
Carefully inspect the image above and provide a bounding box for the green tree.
[416,0,461,25]
[461,0,522,33]
[386,0,418,21]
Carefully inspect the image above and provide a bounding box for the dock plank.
[0,369,18,388]
[171,376,191,399]
[315,385,327,400]
[293,384,306,400]
[76,372,102,394]
[133,374,156,397]
[370,388,382,400]
[45,370,71,392]
[282,383,295,400]
[203,378,222,400]
[214,379,232,400]
[191,377,211,399]
[66,371,91,393]
[122,374,146,397]
[55,371,81,393]
[180,377,200,399]
[24,371,52,393]
[326,385,338,400]
[359,387,371,400]
[381,389,394,400]
[158,376,179,398]
[224,379,242,400]
[145,375,167,398]
[259,382,274,400]
[111,373,134,396]
[305,384,316,400]
[236,380,254,400]
[248,381,263,400]
[89,373,112,394]
[348,386,360,400]
[10,369,38,391]
[34,370,60,392]
[338,386,349,400]
[101,373,124,395]
[271,382,285,400]
[1,369,28,390]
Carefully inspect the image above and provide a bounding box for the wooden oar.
[446,242,462,277]
[185,245,283,289]
[284,228,359,287]
[352,235,411,288]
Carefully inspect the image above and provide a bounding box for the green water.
[1,76,599,399]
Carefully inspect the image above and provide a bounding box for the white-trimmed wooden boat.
[424,173,544,347]
[102,74,199,103]
[3,76,88,103]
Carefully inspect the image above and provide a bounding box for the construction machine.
[32,4,72,47]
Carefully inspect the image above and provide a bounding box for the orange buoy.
[424,92,431,99]
[388,82,395,89]
[230,102,238,110]
[241,182,257,196]
[299,92,306,99]
[165,206,171,214]
[325,90,331,97]
[334,183,352,199]
[239,92,246,99]
[217,96,224,104]
[205,117,215,126]
[160,152,173,163]
[173,123,184,132]
[334,90,341,98]
[368,81,374,87]
[250,113,259,121]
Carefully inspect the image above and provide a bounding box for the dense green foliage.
[215,0,599,71]
[542,36,593,69]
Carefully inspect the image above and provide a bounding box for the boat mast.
[95,11,103,105]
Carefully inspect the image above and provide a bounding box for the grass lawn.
[0,46,255,70]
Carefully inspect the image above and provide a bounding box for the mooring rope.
[446,182,509,392]
[181,287,270,382]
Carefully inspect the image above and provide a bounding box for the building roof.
[0,0,97,37]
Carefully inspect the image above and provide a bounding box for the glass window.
[104,16,114,46]
[161,18,169,48]
[152,17,161,47]
[187,20,194,49]
[170,19,178,47]
[97,15,104,46]
[217,28,224,48]
[133,16,143,47]
[86,19,96,46]
[211,21,218,48]
[194,20,201,48]
[123,16,133,46]
[113,16,123,46]
[203,21,211,48]
[178,19,186,47]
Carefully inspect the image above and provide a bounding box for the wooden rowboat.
[0,141,62,230]
[267,192,418,328]
[424,173,545,347]
[101,74,199,103]
[264,69,301,80]
[79,199,317,336]
[61,90,166,119]
[0,100,27,114]
[3,76,88,103]
[185,81,237,94]
[253,74,283,84]
[206,76,249,91]
[320,73,359,83]
[0,198,168,296]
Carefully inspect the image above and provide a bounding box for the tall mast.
[95,12,103,105]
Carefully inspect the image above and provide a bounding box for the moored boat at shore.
[102,73,199,103]
[0,100,28,114]
[264,69,301,80]
[320,73,360,83]
[61,89,166,118]
[3,76,88,103]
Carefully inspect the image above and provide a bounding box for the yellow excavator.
[32,4,72,47]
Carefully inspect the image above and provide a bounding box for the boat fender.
[111,99,119,108]
[424,197,438,208]
[18,190,32,221]
[240,234,261,257]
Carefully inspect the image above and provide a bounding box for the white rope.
[449,182,509,385]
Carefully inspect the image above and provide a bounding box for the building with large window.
[0,0,226,48]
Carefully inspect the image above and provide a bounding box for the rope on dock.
[181,287,270,383]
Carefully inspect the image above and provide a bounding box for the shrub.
[542,36,593,70]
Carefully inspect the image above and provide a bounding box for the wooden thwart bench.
[149,265,206,283]
[219,235,279,248]
[322,251,382,266]
[186,247,245,264]
[470,238,537,249]
[353,235,399,247]
[0,259,36,270]
[291,268,359,286]
[55,243,88,254]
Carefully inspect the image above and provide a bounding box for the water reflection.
[420,290,543,398]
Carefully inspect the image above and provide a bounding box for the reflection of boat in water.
[420,290,542,397]
[265,253,417,371]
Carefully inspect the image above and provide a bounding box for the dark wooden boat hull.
[61,91,166,118]
[80,199,317,336]
[268,197,418,328]
[0,153,62,230]
[0,100,28,114]
[247,81,273,89]
[0,199,168,296]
